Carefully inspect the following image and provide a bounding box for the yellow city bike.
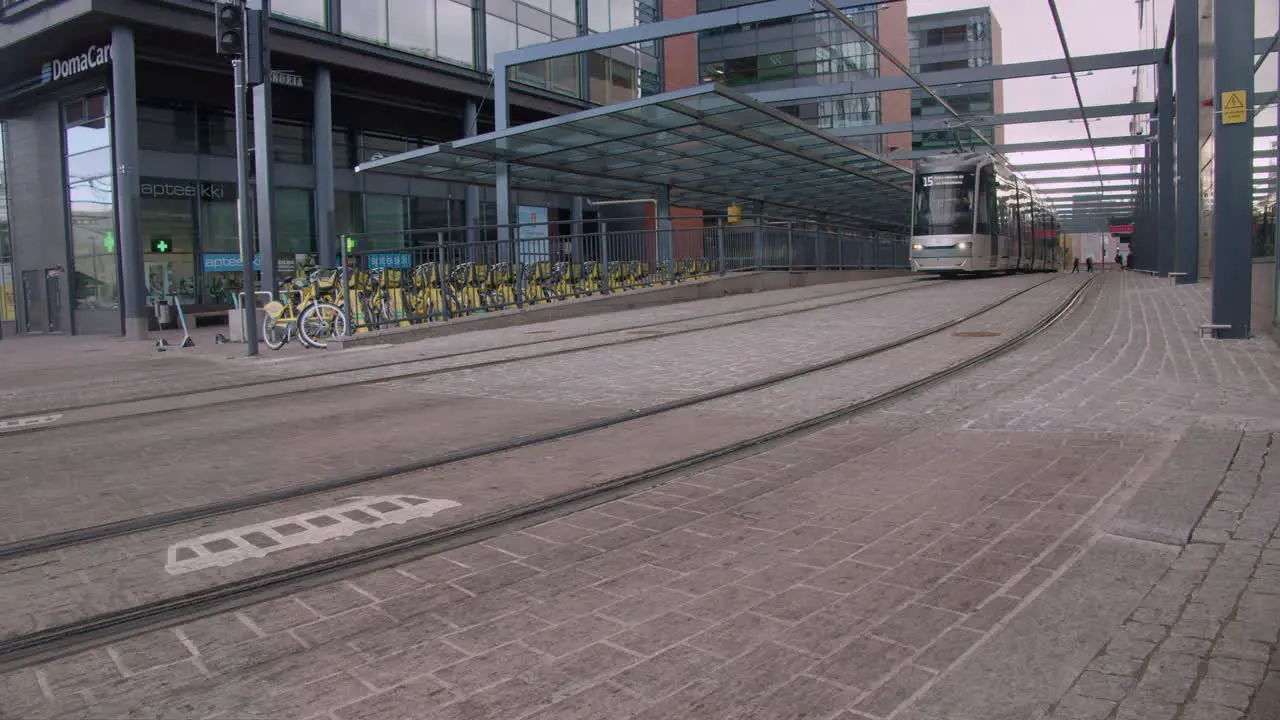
[261,269,349,350]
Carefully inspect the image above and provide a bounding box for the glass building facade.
[238,0,657,104]
[695,3,884,149]
[907,8,1003,152]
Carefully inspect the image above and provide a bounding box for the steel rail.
[0,273,1093,672]
[0,277,1046,564]
[0,279,935,436]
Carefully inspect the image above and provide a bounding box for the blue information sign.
[202,253,262,272]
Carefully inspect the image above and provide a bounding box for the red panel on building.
[1108,224,1135,235]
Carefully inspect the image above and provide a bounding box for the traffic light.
[215,0,244,57]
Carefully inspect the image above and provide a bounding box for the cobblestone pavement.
[0,276,1077,640]
[5,272,1280,720]
[0,275,922,417]
[0,274,1039,545]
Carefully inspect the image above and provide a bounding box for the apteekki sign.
[41,44,112,85]
[140,179,237,201]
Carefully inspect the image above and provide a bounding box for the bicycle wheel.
[298,302,348,349]
[262,313,289,350]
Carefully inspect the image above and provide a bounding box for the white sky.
[904,0,1278,205]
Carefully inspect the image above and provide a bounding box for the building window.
[364,194,408,250]
[138,102,198,153]
[273,0,327,26]
[63,92,119,317]
[140,193,198,305]
[276,188,316,256]
[342,0,474,67]
[0,121,14,323]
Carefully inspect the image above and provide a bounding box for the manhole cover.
[953,331,1001,338]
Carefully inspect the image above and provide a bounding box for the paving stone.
[740,676,858,720]
[434,642,542,694]
[813,635,914,689]
[1207,657,1268,686]
[688,611,789,659]
[855,664,936,717]
[1197,677,1256,710]
[441,611,550,654]
[1049,693,1116,720]
[609,644,718,700]
[1072,670,1135,701]
[609,611,712,656]
[350,640,469,689]
[334,676,457,720]
[523,614,625,658]
[106,629,194,675]
[751,585,843,623]
[962,595,1021,632]
[1087,654,1145,677]
[1181,702,1246,720]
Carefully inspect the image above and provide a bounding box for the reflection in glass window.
[341,0,388,42]
[389,0,436,56]
[276,188,316,255]
[141,196,198,304]
[486,14,518,70]
[550,0,575,23]
[436,0,474,65]
[364,194,407,250]
[273,0,327,26]
[64,92,120,317]
[138,103,197,153]
[587,0,607,31]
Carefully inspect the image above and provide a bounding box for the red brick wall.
[660,0,706,248]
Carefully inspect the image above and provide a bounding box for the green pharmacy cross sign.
[150,238,173,254]
[103,231,116,253]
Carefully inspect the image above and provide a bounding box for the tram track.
[0,277,937,438]
[0,273,1093,672]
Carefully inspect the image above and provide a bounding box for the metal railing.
[324,213,907,333]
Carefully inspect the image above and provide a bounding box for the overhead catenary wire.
[1047,0,1107,203]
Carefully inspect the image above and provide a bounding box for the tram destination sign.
[921,173,968,187]
[40,43,112,85]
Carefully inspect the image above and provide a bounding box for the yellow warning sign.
[1222,90,1247,124]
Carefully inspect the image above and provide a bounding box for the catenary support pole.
[313,66,334,267]
[249,0,277,293]
[233,59,259,357]
[1157,54,1175,276]
[464,99,481,250]
[1210,0,1253,338]
[1174,0,1199,283]
[111,25,148,340]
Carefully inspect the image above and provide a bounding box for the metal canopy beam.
[1047,0,1106,197]
[829,103,1154,139]
[1016,159,1140,171]
[889,135,1146,160]
[1174,0,1200,282]
[1031,173,1141,183]
[1039,187,1137,195]
[752,50,1161,103]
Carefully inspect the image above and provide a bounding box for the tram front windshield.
[914,171,975,236]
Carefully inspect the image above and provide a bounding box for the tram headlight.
[957,242,969,249]
[912,243,923,250]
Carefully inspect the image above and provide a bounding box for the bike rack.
[233,291,275,343]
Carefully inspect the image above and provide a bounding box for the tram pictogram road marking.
[0,414,63,432]
[164,495,461,575]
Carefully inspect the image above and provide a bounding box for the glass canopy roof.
[356,84,915,229]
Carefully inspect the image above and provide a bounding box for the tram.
[909,151,1061,275]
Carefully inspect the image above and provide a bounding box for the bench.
[1168,272,1187,285]
[1199,323,1231,338]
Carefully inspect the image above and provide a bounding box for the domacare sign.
[41,44,112,85]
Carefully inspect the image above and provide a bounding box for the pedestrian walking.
[1073,257,1080,273]
[1086,257,1093,273]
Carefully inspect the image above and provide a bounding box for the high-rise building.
[907,7,1004,152]
[688,0,913,155]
